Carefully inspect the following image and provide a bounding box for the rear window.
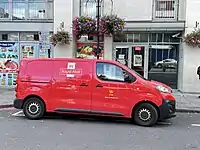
[25,60,52,81]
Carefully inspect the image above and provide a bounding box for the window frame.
[153,0,178,20]
[0,0,10,20]
[79,0,104,18]
[96,62,136,83]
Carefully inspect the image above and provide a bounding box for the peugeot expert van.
[13,58,176,126]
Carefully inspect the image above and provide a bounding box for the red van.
[13,58,176,126]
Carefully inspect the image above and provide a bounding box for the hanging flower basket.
[72,16,97,40]
[100,14,125,36]
[51,30,70,46]
[184,29,200,48]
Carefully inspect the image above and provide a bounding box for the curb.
[0,104,13,109]
[176,109,200,113]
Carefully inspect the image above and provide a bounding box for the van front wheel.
[23,97,45,120]
[133,103,158,127]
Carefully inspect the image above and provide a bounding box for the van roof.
[21,58,115,63]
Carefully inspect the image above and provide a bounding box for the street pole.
[96,0,100,59]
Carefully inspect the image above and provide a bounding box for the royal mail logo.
[67,62,76,69]
[60,68,82,76]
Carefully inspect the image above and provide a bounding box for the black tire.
[133,103,158,127]
[157,64,162,68]
[23,97,45,120]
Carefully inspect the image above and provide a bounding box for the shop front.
[113,32,181,89]
[0,41,52,87]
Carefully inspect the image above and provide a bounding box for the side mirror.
[124,74,132,83]
[98,74,107,80]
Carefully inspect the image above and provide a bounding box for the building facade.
[54,0,189,91]
[179,0,200,93]
[1,0,200,93]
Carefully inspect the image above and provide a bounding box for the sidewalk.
[0,88,200,113]
[0,87,15,108]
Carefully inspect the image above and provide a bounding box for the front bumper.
[13,99,23,109]
[159,99,176,120]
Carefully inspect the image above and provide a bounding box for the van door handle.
[96,84,103,88]
[80,83,88,87]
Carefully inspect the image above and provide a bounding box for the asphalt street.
[1,109,200,150]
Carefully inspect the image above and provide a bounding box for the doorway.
[148,44,179,89]
[114,44,179,89]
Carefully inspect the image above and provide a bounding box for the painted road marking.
[157,122,172,125]
[11,110,24,117]
[191,124,200,127]
[0,107,15,111]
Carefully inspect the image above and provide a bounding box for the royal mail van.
[13,58,176,126]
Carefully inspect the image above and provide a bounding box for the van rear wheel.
[23,97,45,120]
[133,103,158,127]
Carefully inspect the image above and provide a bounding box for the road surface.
[0,108,200,150]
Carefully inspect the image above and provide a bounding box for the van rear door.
[51,60,92,111]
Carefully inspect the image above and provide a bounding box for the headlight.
[156,85,169,93]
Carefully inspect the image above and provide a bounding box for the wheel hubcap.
[138,108,151,121]
[28,102,40,115]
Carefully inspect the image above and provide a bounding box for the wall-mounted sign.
[133,55,142,67]
[135,46,141,51]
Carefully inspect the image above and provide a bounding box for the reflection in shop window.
[46,0,53,19]
[12,0,26,20]
[20,33,35,41]
[28,2,46,19]
[8,33,19,41]
[157,33,163,42]
[149,33,157,42]
[80,0,102,18]
[0,32,19,41]
[114,33,127,42]
[140,33,148,42]
[134,34,140,42]
[127,34,133,42]
[0,1,9,19]
[163,33,172,42]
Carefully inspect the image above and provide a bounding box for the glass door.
[148,44,179,89]
[114,46,129,67]
[131,45,148,78]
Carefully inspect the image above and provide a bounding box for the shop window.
[8,33,19,41]
[163,33,171,42]
[134,34,140,42]
[20,32,37,41]
[0,32,19,41]
[114,33,127,42]
[140,33,149,42]
[157,33,163,42]
[2,34,8,41]
[127,34,133,42]
[149,33,157,42]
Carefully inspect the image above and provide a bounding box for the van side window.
[96,62,135,82]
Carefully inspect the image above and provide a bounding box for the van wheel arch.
[23,95,46,111]
[131,101,160,123]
